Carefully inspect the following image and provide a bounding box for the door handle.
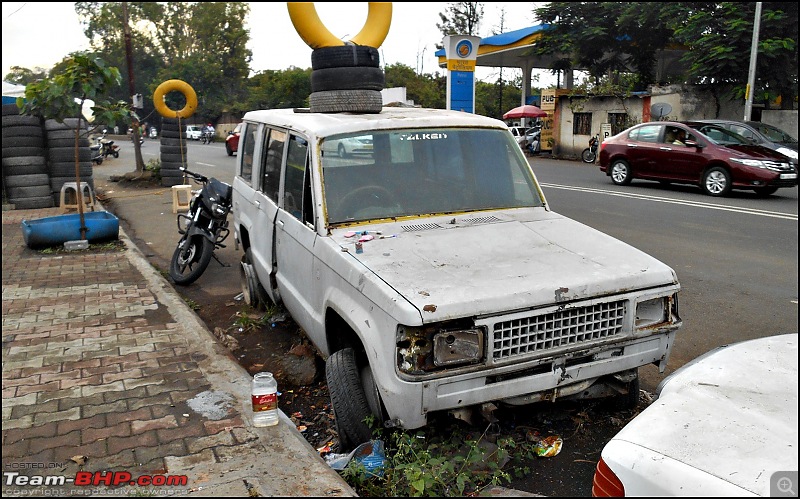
[659,147,672,150]
[277,220,285,227]
[254,200,260,208]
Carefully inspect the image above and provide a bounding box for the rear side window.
[283,134,309,221]
[261,129,286,202]
[240,123,257,183]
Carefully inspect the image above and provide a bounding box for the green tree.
[436,2,485,45]
[4,66,49,86]
[533,2,798,108]
[384,63,446,108]
[672,2,798,109]
[73,2,252,125]
[18,53,132,238]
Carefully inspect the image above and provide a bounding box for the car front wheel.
[702,166,731,196]
[326,348,377,451]
[610,159,632,185]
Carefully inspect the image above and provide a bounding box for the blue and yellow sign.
[443,35,481,113]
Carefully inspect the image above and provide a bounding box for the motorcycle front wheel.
[581,148,596,163]
[169,235,214,285]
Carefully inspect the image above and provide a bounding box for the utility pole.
[744,2,762,121]
[122,1,145,172]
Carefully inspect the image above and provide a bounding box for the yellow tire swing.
[287,2,392,113]
[153,79,197,187]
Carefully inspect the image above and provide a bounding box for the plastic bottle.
[251,372,279,427]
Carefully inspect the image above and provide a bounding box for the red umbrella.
[502,105,548,120]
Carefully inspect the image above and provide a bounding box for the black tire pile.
[159,118,188,187]
[309,45,384,113]
[44,118,94,206]
[1,104,54,209]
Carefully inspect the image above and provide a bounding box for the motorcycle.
[582,134,599,163]
[96,130,119,159]
[201,130,214,144]
[169,167,233,285]
[524,126,541,156]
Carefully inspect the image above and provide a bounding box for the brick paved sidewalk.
[2,207,354,496]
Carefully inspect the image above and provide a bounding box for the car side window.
[730,125,756,141]
[261,128,286,202]
[283,134,310,223]
[240,123,257,184]
[630,124,661,143]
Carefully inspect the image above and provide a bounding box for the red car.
[225,123,241,156]
[598,121,798,197]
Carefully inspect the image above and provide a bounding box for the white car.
[593,333,798,497]
[185,125,202,140]
[232,106,682,451]
[321,135,374,158]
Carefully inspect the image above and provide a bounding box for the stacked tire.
[44,118,93,207]
[309,45,384,114]
[159,118,188,187]
[1,104,54,209]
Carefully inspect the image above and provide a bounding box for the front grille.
[492,300,626,361]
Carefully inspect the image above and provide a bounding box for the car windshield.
[752,122,798,144]
[321,128,543,224]
[689,124,749,146]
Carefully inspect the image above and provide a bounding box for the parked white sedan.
[592,333,798,497]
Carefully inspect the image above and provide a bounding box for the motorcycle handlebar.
[180,167,208,184]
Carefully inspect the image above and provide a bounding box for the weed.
[36,239,125,254]
[338,419,541,497]
[144,158,161,179]
[231,308,270,333]
[183,297,200,311]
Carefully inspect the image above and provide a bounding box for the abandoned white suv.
[231,107,682,450]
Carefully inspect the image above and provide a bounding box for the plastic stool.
[60,182,96,213]
[172,184,193,213]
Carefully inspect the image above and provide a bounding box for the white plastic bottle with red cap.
[251,372,279,427]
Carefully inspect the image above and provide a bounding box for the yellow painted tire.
[287,2,392,49]
[153,80,197,119]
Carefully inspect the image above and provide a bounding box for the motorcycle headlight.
[211,202,228,216]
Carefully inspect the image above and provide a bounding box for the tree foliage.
[436,2,485,44]
[671,2,798,108]
[533,2,798,106]
[72,1,251,125]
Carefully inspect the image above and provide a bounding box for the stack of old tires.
[287,3,390,114]
[1,104,54,209]
[309,45,384,113]
[44,118,93,207]
[159,117,188,187]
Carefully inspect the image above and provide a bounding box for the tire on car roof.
[309,89,383,114]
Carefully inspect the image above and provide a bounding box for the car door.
[649,125,703,181]
[626,124,663,176]
[273,133,323,341]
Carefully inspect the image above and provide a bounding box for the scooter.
[169,167,232,285]
[96,130,119,159]
[582,134,599,163]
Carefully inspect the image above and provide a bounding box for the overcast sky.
[3,2,553,85]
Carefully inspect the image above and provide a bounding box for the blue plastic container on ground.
[21,212,120,249]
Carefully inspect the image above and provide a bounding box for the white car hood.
[607,334,799,496]
[331,210,678,321]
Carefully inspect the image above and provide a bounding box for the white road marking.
[540,183,798,221]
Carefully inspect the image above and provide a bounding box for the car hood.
[722,143,792,161]
[331,210,678,321]
[607,334,798,496]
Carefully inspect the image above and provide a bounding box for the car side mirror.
[685,139,703,149]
